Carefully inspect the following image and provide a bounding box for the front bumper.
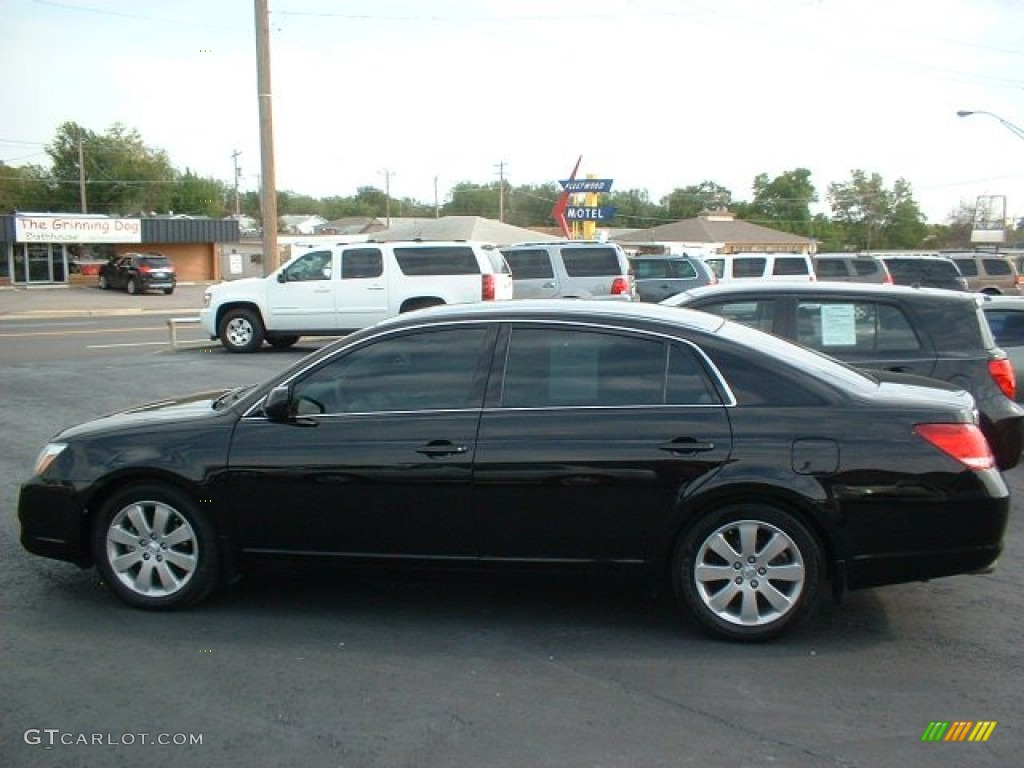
[18,481,91,567]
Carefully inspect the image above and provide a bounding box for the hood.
[57,389,234,440]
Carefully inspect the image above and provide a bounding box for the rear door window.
[773,257,811,276]
[693,299,777,334]
[795,300,921,353]
[733,258,767,278]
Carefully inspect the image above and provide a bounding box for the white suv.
[500,241,636,300]
[200,241,513,352]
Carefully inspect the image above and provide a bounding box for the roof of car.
[669,281,981,305]
[374,298,728,334]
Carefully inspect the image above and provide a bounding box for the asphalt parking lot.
[1,285,1021,767]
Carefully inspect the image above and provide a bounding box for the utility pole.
[380,169,393,227]
[255,0,279,274]
[231,150,242,217]
[434,175,440,218]
[495,161,506,222]
[78,135,87,213]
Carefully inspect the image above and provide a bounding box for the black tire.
[672,504,821,641]
[127,277,139,295]
[267,334,300,349]
[98,274,110,290]
[400,298,444,313]
[218,308,265,353]
[163,287,175,295]
[91,482,218,610]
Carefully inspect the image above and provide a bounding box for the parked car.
[702,253,815,283]
[627,253,717,302]
[981,294,1024,402]
[199,240,513,352]
[875,253,968,291]
[97,252,177,295]
[664,282,1023,469]
[500,241,635,300]
[813,254,892,284]
[19,301,1009,641]
[944,252,1021,295]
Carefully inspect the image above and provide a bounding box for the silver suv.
[500,241,635,300]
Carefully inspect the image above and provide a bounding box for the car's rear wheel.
[127,277,139,295]
[673,504,821,641]
[98,274,110,290]
[91,483,218,610]
[163,287,175,295]
[219,308,265,353]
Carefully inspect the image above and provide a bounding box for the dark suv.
[98,252,177,295]
[665,282,1023,469]
[877,254,967,291]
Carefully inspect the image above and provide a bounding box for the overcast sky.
[1,0,1022,224]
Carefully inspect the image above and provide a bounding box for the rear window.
[502,249,553,279]
[560,247,624,277]
[394,246,480,276]
[138,255,170,267]
[773,257,811,276]
[852,260,882,276]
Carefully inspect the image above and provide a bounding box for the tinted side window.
[795,300,921,353]
[704,346,825,406]
[954,259,978,276]
[560,247,623,277]
[503,249,554,279]
[773,257,810,276]
[815,260,848,278]
[341,249,383,279]
[695,299,777,334]
[293,328,491,414]
[394,246,480,275]
[734,258,767,278]
[632,259,667,279]
[705,259,724,279]
[501,328,666,407]
[983,258,1012,276]
[668,260,699,279]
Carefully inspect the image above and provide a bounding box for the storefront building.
[0,213,240,286]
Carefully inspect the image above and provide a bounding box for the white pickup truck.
[200,241,514,352]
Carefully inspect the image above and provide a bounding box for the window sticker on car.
[820,304,857,346]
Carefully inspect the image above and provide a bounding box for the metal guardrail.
[166,316,203,348]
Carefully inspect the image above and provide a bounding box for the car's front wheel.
[673,504,821,641]
[219,308,265,353]
[98,274,110,290]
[91,483,219,610]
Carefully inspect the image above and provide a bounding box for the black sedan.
[18,301,1009,641]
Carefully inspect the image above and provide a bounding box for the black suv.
[877,254,967,291]
[665,282,1023,469]
[98,252,177,295]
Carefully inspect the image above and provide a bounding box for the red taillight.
[138,265,151,273]
[482,274,495,301]
[988,357,1016,399]
[882,273,894,285]
[611,277,629,295]
[914,423,995,470]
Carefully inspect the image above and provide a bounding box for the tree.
[661,181,732,220]
[748,168,817,236]
[827,170,926,250]
[46,121,178,214]
[605,188,662,230]
[444,182,502,219]
[170,169,229,217]
[0,162,54,212]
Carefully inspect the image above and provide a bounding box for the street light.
[956,110,1024,141]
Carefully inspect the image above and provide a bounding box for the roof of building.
[366,216,560,246]
[614,211,814,246]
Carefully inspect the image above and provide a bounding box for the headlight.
[33,443,67,476]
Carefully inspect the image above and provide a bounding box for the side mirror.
[263,385,293,421]
[276,272,287,283]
